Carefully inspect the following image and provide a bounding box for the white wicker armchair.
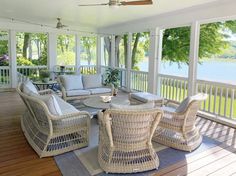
[153,93,208,152]
[98,108,163,173]
[17,83,91,158]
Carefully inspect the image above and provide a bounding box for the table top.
[83,96,130,109]
[33,80,57,85]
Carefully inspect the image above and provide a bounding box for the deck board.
[0,91,236,176]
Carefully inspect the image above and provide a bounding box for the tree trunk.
[124,34,128,68]
[23,33,30,58]
[104,37,111,66]
[115,36,122,67]
[131,33,141,68]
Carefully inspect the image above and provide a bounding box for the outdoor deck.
[0,91,236,176]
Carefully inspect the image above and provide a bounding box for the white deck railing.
[17,65,48,79]
[0,66,10,88]
[130,70,148,92]
[159,74,236,120]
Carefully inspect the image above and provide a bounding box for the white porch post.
[96,35,102,74]
[75,34,81,74]
[110,35,116,68]
[156,29,163,96]
[148,28,159,94]
[9,30,17,88]
[126,33,132,92]
[48,33,57,79]
[188,21,200,96]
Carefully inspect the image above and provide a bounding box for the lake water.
[137,60,236,85]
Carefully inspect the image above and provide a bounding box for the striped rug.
[54,119,222,176]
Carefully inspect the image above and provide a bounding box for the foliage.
[16,32,48,66]
[17,57,34,66]
[80,37,96,65]
[57,51,75,65]
[57,35,76,65]
[104,68,120,88]
[39,69,50,78]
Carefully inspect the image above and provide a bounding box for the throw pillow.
[22,80,39,96]
[82,74,102,89]
[60,75,83,91]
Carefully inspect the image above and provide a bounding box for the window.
[80,36,97,65]
[160,26,191,77]
[131,32,150,71]
[0,31,9,66]
[16,32,48,66]
[57,34,75,66]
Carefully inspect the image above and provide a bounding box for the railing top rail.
[159,73,188,81]
[16,65,47,69]
[197,79,236,89]
[0,66,10,69]
[131,70,148,74]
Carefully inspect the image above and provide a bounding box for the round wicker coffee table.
[83,96,130,109]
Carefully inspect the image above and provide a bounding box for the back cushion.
[60,75,83,91]
[82,74,102,89]
[175,97,192,113]
[36,94,62,117]
[22,80,39,96]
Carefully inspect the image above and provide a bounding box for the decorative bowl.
[100,96,112,103]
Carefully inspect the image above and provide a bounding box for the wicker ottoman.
[129,92,164,107]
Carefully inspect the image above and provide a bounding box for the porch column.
[126,33,132,92]
[188,21,200,96]
[75,34,81,74]
[9,30,17,88]
[48,33,57,79]
[156,29,163,96]
[148,28,159,94]
[110,35,116,68]
[96,35,102,74]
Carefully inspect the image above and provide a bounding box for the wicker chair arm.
[162,109,186,119]
[165,100,180,108]
[50,111,92,121]
[38,89,55,95]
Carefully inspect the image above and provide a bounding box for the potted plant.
[104,68,120,96]
[39,69,50,83]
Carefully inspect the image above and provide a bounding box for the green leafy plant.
[104,68,120,89]
[39,69,50,79]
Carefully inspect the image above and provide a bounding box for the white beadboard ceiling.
[0,0,221,29]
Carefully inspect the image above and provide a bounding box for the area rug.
[54,119,221,176]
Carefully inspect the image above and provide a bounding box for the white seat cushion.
[130,92,163,103]
[22,80,39,95]
[66,89,91,97]
[110,101,155,110]
[60,75,83,91]
[88,88,111,95]
[82,74,102,89]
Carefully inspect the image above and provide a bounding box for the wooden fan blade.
[78,3,109,6]
[120,0,152,5]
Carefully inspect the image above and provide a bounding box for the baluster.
[213,87,218,114]
[208,85,212,112]
[224,88,229,117]
[204,84,207,110]
[218,87,223,116]
[175,80,178,101]
[230,89,234,119]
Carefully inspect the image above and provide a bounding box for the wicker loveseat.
[153,93,208,152]
[58,74,113,101]
[17,81,91,158]
[98,103,163,173]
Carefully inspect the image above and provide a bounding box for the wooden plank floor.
[0,91,236,176]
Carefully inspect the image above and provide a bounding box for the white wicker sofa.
[17,81,91,158]
[58,74,113,101]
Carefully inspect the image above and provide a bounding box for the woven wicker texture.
[153,93,208,152]
[97,108,163,173]
[17,83,91,158]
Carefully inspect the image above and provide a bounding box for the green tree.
[80,37,96,65]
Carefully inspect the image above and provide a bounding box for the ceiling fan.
[78,0,153,7]
[56,18,67,29]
